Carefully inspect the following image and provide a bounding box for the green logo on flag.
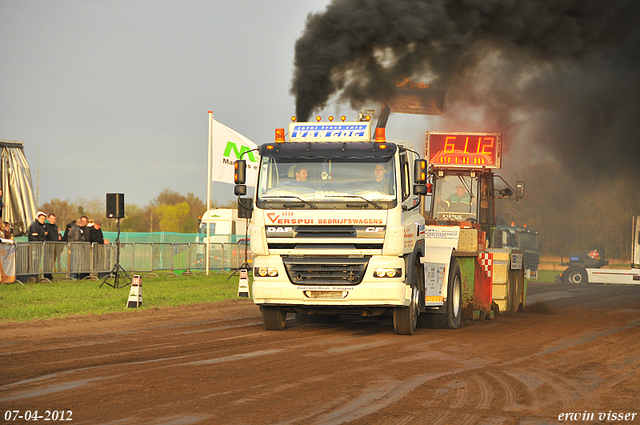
[223,141,257,163]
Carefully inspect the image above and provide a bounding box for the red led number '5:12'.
[444,136,495,154]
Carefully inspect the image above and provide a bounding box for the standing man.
[45,214,61,242]
[28,211,47,281]
[28,211,47,241]
[90,220,107,278]
[67,218,83,279]
[90,219,105,244]
[44,213,61,281]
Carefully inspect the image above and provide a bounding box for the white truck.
[561,216,640,284]
[234,115,430,334]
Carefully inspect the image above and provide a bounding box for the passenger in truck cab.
[294,165,308,182]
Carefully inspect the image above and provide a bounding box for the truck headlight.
[373,268,402,278]
[255,267,278,277]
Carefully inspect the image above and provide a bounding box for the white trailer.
[197,208,248,244]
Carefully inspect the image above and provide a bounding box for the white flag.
[211,118,260,186]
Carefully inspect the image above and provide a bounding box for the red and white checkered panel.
[478,252,493,278]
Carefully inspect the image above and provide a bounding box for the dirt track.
[1,281,640,425]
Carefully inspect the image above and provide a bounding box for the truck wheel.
[444,260,462,329]
[393,284,419,335]
[262,306,287,330]
[564,267,587,284]
[393,264,421,335]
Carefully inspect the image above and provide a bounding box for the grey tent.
[1,140,37,236]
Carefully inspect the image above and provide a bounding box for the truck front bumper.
[252,255,409,307]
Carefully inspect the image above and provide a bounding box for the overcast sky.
[0,0,336,208]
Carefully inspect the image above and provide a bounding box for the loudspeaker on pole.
[127,275,143,308]
[106,193,125,219]
[238,269,250,298]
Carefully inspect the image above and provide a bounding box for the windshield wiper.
[261,195,317,209]
[325,195,382,209]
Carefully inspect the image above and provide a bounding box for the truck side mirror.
[414,159,427,184]
[516,181,525,199]
[238,197,253,219]
[234,160,246,184]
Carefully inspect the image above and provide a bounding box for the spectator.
[67,218,83,242]
[90,220,105,244]
[44,214,61,281]
[3,222,12,240]
[67,218,83,280]
[27,211,47,281]
[79,215,91,242]
[45,214,61,242]
[28,211,47,241]
[90,220,108,278]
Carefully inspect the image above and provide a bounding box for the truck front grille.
[283,256,370,285]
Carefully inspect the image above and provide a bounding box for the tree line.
[40,189,235,234]
[40,169,639,259]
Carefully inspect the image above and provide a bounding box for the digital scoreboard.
[426,132,502,169]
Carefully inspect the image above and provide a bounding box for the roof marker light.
[375,127,386,142]
[328,116,334,122]
[291,116,297,122]
[316,116,322,122]
[341,116,346,122]
[275,128,285,143]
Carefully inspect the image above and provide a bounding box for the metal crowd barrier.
[14,241,252,281]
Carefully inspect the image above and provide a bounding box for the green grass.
[0,273,243,323]
[527,269,561,284]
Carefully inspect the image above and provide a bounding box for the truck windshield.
[518,232,538,250]
[256,156,396,208]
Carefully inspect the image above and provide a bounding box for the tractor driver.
[444,184,472,212]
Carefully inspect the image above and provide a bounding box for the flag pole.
[206,111,213,276]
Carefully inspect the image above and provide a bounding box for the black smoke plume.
[291,0,640,176]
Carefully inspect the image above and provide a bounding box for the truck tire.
[444,259,462,329]
[419,259,462,329]
[393,265,420,335]
[564,266,587,284]
[262,306,287,330]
